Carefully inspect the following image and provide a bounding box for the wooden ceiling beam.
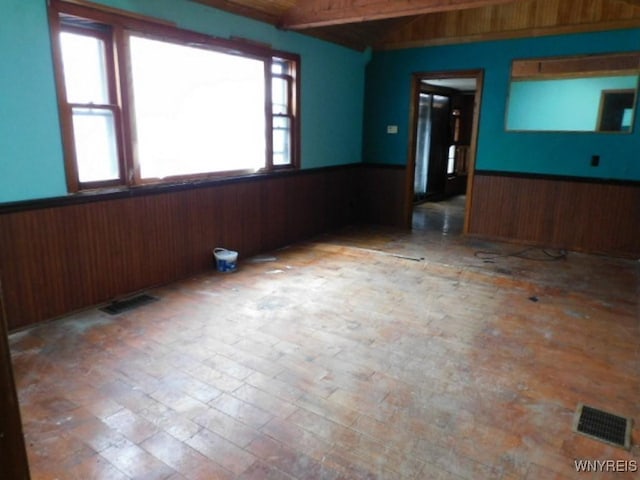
[189,0,281,25]
[281,0,521,29]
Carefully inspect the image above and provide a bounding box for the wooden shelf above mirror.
[512,52,640,80]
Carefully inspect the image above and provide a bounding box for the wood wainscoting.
[468,171,640,257]
[0,166,367,330]
[358,163,408,228]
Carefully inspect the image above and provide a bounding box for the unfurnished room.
[1,0,639,479]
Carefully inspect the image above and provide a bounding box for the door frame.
[0,280,31,479]
[404,69,484,233]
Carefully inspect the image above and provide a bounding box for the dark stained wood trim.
[0,164,361,215]
[463,70,483,236]
[265,61,274,170]
[293,54,302,171]
[0,282,31,479]
[48,4,79,193]
[51,2,200,57]
[50,0,281,84]
[269,51,302,171]
[58,0,176,26]
[474,169,640,187]
[114,24,137,186]
[361,162,406,169]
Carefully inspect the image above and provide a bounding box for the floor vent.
[100,294,158,315]
[573,403,632,450]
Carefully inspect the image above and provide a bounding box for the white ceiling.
[422,78,477,91]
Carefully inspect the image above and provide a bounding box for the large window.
[50,0,299,192]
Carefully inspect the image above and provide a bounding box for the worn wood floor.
[10,196,640,479]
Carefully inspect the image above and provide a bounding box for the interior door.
[414,92,452,201]
[426,94,451,195]
[413,93,432,201]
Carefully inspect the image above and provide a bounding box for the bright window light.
[52,3,299,191]
[60,32,109,104]
[129,36,266,179]
[60,31,119,183]
[72,108,120,182]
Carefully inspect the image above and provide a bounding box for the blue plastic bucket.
[213,248,238,273]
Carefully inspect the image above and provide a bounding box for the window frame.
[57,24,126,190]
[48,0,300,193]
[271,57,298,169]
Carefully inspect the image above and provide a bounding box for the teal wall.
[363,29,640,181]
[0,0,368,203]
[0,0,67,202]
[507,75,638,132]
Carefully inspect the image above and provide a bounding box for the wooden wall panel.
[0,166,362,330]
[4,164,636,329]
[358,164,408,228]
[379,0,640,49]
[468,173,640,256]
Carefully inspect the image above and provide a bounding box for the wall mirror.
[506,52,640,133]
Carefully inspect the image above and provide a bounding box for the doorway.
[414,92,450,201]
[406,70,483,233]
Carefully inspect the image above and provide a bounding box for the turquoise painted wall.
[363,29,640,181]
[0,0,368,203]
[0,0,67,202]
[506,75,638,131]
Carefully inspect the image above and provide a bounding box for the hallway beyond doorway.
[412,195,465,235]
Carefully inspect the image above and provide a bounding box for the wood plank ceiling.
[190,0,640,50]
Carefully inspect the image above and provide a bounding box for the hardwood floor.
[9,197,640,479]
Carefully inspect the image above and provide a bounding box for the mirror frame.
[506,52,640,133]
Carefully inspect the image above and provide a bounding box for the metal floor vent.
[100,294,158,315]
[573,403,632,450]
